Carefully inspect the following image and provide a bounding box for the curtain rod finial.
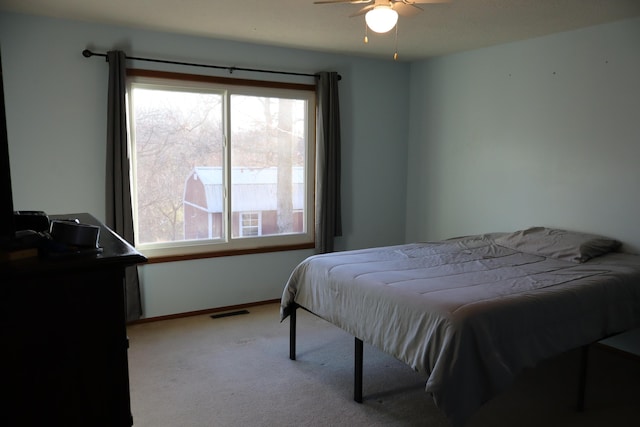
[82,49,93,58]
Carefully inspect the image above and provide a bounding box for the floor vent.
[210,309,250,319]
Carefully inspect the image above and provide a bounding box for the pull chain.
[393,23,399,61]
[364,19,369,44]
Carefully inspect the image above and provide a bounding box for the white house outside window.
[127,69,316,259]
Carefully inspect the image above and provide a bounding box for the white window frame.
[239,211,262,237]
[127,70,316,260]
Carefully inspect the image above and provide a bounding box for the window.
[239,212,261,237]
[127,70,316,259]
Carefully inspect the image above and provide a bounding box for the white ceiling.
[2,0,639,61]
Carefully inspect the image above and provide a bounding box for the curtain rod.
[82,49,340,80]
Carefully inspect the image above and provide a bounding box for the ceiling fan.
[314,0,451,59]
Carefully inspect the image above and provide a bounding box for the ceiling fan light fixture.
[365,6,398,34]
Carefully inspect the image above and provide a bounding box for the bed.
[280,227,640,426]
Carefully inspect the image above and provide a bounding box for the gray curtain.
[315,72,342,253]
[106,50,142,322]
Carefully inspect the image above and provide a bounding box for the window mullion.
[224,91,232,243]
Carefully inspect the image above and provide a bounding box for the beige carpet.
[127,303,639,427]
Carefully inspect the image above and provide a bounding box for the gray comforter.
[280,234,640,426]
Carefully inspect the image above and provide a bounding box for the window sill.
[143,242,315,264]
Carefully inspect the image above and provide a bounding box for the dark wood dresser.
[1,213,147,427]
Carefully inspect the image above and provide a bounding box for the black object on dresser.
[1,213,147,427]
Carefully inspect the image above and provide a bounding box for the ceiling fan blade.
[350,4,376,17]
[314,0,373,4]
[393,2,422,16]
[398,0,452,4]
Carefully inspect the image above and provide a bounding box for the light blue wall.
[406,17,640,253]
[0,13,409,317]
[4,13,638,318]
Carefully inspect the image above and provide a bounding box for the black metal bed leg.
[354,337,363,403]
[289,305,297,361]
[577,344,589,412]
